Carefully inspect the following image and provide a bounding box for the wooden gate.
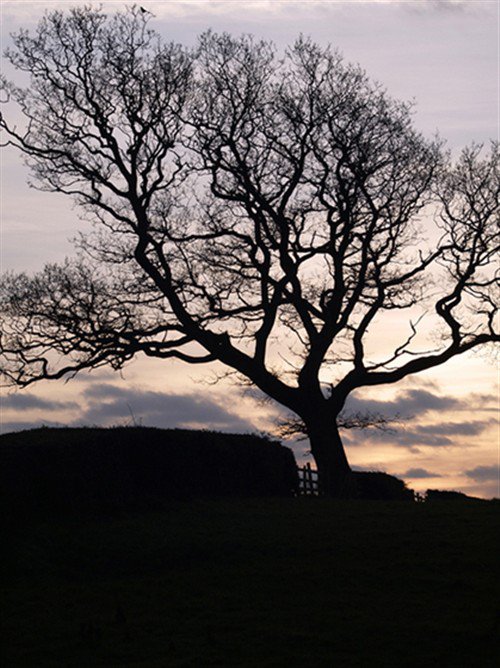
[297,463,322,496]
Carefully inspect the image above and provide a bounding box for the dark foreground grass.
[1,499,499,667]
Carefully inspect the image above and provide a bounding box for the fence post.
[305,462,311,495]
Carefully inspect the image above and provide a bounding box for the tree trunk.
[306,419,353,498]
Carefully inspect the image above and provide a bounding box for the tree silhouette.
[1,6,498,496]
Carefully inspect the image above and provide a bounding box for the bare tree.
[1,6,498,496]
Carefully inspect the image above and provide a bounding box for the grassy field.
[2,498,499,667]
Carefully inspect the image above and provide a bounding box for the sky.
[0,0,499,498]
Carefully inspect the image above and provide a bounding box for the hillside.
[1,427,498,665]
[2,498,499,667]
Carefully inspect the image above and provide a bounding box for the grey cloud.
[460,480,499,500]
[258,386,469,424]
[401,0,468,13]
[462,393,499,413]
[425,0,467,12]
[1,393,78,411]
[464,465,499,482]
[343,413,494,450]
[83,383,133,400]
[399,468,442,479]
[360,429,454,448]
[342,424,471,450]
[344,389,461,419]
[414,421,494,437]
[250,385,493,450]
[80,385,255,433]
[70,369,119,384]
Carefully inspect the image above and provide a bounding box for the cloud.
[421,0,467,12]
[464,465,499,482]
[463,393,499,414]
[80,384,256,433]
[1,393,78,411]
[0,384,257,434]
[277,385,482,425]
[399,467,442,479]
[251,384,496,451]
[344,388,461,419]
[414,421,495,437]
[83,383,132,400]
[343,429,454,449]
[396,0,470,13]
[343,388,497,425]
[342,416,493,450]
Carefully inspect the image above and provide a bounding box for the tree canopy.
[1,5,498,495]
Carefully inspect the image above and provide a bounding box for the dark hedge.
[351,471,415,501]
[0,427,299,514]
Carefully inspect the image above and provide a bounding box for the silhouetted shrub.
[0,427,299,515]
[351,471,414,501]
[425,489,484,503]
